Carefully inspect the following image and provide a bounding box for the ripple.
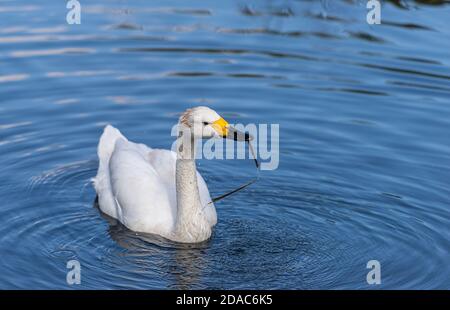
[28,26,67,34]
[305,12,350,23]
[0,5,40,13]
[54,98,80,105]
[0,121,32,130]
[348,31,388,44]
[27,160,97,199]
[359,63,450,81]
[166,71,285,79]
[10,48,95,58]
[168,71,214,77]
[238,4,294,18]
[240,5,262,17]
[46,70,114,78]
[383,20,434,31]
[171,8,212,16]
[17,157,407,289]
[117,47,319,61]
[318,87,388,96]
[0,74,29,83]
[387,80,450,93]
[110,23,143,31]
[86,213,358,289]
[216,27,342,39]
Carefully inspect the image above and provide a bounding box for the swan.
[93,106,248,243]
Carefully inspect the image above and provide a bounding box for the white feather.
[93,125,217,241]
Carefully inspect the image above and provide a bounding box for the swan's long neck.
[174,128,211,243]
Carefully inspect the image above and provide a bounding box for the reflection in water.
[170,245,208,290]
[96,200,208,289]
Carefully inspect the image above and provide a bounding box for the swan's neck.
[174,129,211,243]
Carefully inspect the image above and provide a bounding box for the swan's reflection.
[94,198,209,289]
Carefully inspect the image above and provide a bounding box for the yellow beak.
[211,117,229,137]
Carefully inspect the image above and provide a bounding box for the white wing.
[93,125,217,237]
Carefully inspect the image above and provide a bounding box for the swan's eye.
[203,122,209,126]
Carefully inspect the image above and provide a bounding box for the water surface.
[0,0,449,289]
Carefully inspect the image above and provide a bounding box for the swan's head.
[179,106,250,141]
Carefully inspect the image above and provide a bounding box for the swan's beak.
[212,117,253,141]
[211,118,229,137]
[227,126,253,141]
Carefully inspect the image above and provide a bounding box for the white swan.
[93,106,246,243]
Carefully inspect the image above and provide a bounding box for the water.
[0,0,449,289]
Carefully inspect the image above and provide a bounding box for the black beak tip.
[227,127,253,141]
[244,132,251,141]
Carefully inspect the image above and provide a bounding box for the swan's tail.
[97,125,126,163]
[92,125,127,218]
[93,125,126,189]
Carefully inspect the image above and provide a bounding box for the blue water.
[0,0,449,289]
